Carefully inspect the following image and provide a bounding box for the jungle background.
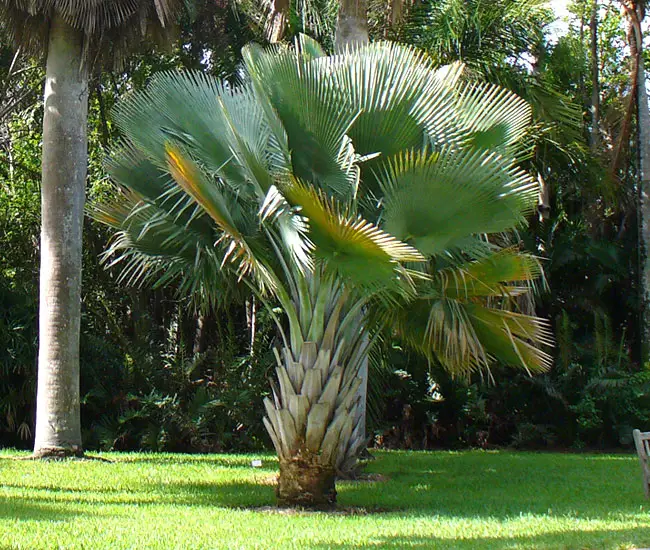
[1,0,649,454]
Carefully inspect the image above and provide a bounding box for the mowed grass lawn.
[0,450,648,549]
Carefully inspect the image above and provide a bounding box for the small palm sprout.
[92,37,552,508]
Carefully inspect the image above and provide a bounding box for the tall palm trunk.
[33,13,88,458]
[264,271,367,508]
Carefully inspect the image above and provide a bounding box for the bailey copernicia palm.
[93,37,552,507]
[0,0,183,457]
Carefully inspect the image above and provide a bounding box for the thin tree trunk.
[634,7,650,362]
[335,0,369,51]
[390,0,407,29]
[590,0,601,150]
[94,81,110,147]
[250,297,256,355]
[612,2,642,177]
[33,13,88,458]
[579,5,587,108]
[537,172,550,221]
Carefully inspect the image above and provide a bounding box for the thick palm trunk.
[264,273,367,508]
[33,14,88,458]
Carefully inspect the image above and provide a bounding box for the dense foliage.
[1,0,649,454]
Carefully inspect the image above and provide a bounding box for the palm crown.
[0,0,182,60]
[94,36,552,507]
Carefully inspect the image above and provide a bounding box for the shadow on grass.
[1,480,277,509]
[310,528,650,549]
[3,451,648,521]
[0,496,86,522]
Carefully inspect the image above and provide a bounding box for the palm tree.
[93,37,552,507]
[0,0,183,457]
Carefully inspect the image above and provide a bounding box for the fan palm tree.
[93,37,552,507]
[0,0,183,457]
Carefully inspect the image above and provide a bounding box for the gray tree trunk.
[334,0,369,51]
[33,13,88,458]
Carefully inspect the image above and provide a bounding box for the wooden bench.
[633,429,650,498]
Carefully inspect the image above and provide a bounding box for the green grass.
[0,450,648,549]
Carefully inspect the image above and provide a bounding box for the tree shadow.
[2,449,648,550]
[333,451,648,520]
[0,496,87,522]
[1,480,278,509]
[310,528,650,549]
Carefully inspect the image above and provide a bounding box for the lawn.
[0,449,648,549]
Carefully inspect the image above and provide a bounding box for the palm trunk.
[267,0,289,43]
[33,14,88,458]
[263,272,368,508]
[335,0,369,51]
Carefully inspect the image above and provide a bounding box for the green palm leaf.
[435,249,542,299]
[378,148,537,256]
[243,41,359,199]
[282,177,423,289]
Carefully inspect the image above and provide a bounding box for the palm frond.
[243,40,361,199]
[378,147,538,256]
[95,37,551,381]
[0,0,185,65]
[434,249,542,300]
[454,80,533,156]
[282,177,424,290]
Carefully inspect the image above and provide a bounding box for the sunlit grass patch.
[0,450,648,549]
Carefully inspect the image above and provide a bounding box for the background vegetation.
[1,0,650,454]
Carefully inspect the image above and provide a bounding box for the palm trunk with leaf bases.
[33,13,88,458]
[264,269,368,507]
